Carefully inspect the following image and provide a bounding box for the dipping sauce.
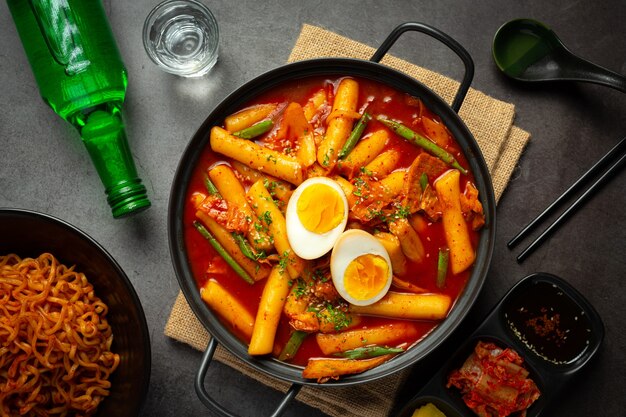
[504,281,592,364]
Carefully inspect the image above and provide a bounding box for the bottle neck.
[73,103,151,218]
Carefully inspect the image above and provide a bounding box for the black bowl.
[0,208,151,416]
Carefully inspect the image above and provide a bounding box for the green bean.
[193,221,254,285]
[376,116,468,175]
[333,346,404,360]
[339,112,371,159]
[278,330,308,361]
[233,119,274,139]
[436,248,449,289]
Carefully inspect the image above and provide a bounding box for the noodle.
[0,253,120,416]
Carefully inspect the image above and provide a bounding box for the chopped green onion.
[193,221,254,285]
[278,330,308,361]
[233,119,274,139]
[203,174,221,196]
[339,112,371,159]
[232,233,255,260]
[436,248,449,289]
[419,172,428,192]
[232,232,265,261]
[333,346,404,360]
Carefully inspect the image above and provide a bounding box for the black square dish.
[396,273,604,417]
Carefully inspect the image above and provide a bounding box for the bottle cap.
[107,179,151,218]
[80,107,151,218]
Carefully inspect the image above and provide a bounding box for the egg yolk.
[296,183,345,234]
[343,254,389,301]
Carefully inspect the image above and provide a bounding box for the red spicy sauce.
[183,75,480,366]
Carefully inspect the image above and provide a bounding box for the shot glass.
[143,0,219,77]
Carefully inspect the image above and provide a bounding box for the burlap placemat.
[164,24,531,417]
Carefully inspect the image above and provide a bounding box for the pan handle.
[195,337,303,417]
[370,22,474,113]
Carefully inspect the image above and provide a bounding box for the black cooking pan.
[168,22,496,417]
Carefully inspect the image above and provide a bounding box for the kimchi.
[447,341,540,417]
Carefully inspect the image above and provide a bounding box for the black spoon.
[492,19,626,93]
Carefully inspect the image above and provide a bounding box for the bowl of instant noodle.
[0,208,150,416]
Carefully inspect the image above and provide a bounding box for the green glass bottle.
[7,0,150,218]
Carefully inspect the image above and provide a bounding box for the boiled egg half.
[330,229,393,306]
[285,177,349,259]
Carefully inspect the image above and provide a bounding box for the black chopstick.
[508,136,626,262]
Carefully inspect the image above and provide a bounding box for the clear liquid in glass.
[143,0,219,77]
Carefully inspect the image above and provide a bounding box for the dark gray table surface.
[1,1,625,416]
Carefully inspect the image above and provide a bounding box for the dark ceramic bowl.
[0,208,151,416]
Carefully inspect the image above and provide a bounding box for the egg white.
[330,229,393,306]
[285,177,349,260]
